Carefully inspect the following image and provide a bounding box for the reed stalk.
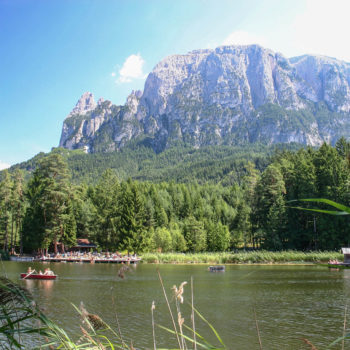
[111,293,127,348]
[253,306,263,350]
[191,276,197,350]
[157,269,182,349]
[342,304,347,350]
[151,301,156,350]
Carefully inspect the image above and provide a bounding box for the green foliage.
[254,164,287,249]
[2,137,350,253]
[151,226,173,252]
[183,216,207,252]
[205,221,230,252]
[0,250,9,260]
[22,154,77,253]
[5,143,300,185]
[140,250,342,264]
[118,181,149,253]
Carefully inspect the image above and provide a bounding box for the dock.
[36,257,141,264]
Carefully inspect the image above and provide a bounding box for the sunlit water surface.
[3,262,350,349]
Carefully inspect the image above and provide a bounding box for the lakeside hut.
[341,248,350,265]
[70,239,97,253]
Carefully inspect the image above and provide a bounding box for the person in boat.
[44,268,54,276]
[27,267,35,274]
[329,259,339,265]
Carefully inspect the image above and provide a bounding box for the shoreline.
[140,261,319,265]
[140,251,343,265]
[10,251,343,266]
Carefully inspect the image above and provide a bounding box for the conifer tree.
[22,153,76,253]
[0,171,13,251]
[118,181,149,253]
[10,169,25,254]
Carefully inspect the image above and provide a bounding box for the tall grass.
[141,250,342,264]
[0,276,133,349]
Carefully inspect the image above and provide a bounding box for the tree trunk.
[3,219,8,252]
[19,220,23,255]
[10,217,14,253]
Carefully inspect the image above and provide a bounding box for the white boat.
[208,265,225,272]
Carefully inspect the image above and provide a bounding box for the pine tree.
[118,181,149,253]
[253,164,287,250]
[183,216,206,252]
[10,169,25,254]
[91,170,120,249]
[0,171,13,251]
[22,153,76,253]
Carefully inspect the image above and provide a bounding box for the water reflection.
[23,279,55,296]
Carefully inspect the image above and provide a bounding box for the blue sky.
[1,0,350,167]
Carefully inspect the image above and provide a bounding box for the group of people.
[27,267,55,276]
[40,251,139,262]
[328,259,340,265]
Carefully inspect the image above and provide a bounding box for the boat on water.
[208,265,225,272]
[20,273,57,280]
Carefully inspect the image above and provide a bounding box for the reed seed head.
[172,281,187,303]
[178,312,184,327]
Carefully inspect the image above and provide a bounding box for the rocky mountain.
[59,45,350,153]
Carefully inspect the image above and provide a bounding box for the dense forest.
[8,142,303,185]
[1,139,350,255]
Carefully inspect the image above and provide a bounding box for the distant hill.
[59,45,350,154]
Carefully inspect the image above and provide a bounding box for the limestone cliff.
[59,45,350,153]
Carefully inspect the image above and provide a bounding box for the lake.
[3,262,350,349]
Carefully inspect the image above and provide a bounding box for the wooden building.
[341,248,350,264]
[70,239,96,252]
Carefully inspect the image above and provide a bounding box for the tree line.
[1,138,350,254]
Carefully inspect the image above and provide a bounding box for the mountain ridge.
[59,44,350,153]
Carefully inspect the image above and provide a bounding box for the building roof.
[342,248,350,254]
[73,238,96,248]
[77,239,91,245]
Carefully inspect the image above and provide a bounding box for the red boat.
[20,273,57,280]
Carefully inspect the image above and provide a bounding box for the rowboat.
[327,263,350,269]
[208,265,225,272]
[20,273,57,280]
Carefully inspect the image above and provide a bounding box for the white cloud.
[0,161,10,170]
[222,30,268,47]
[291,0,350,61]
[117,54,146,83]
[111,72,116,77]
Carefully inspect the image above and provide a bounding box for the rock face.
[59,45,350,153]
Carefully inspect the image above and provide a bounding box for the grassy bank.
[140,250,343,264]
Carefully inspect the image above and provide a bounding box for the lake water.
[2,262,350,349]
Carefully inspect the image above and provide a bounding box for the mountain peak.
[67,92,97,118]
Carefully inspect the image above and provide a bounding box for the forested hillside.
[1,139,350,255]
[7,142,301,185]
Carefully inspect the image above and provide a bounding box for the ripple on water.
[2,263,349,349]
